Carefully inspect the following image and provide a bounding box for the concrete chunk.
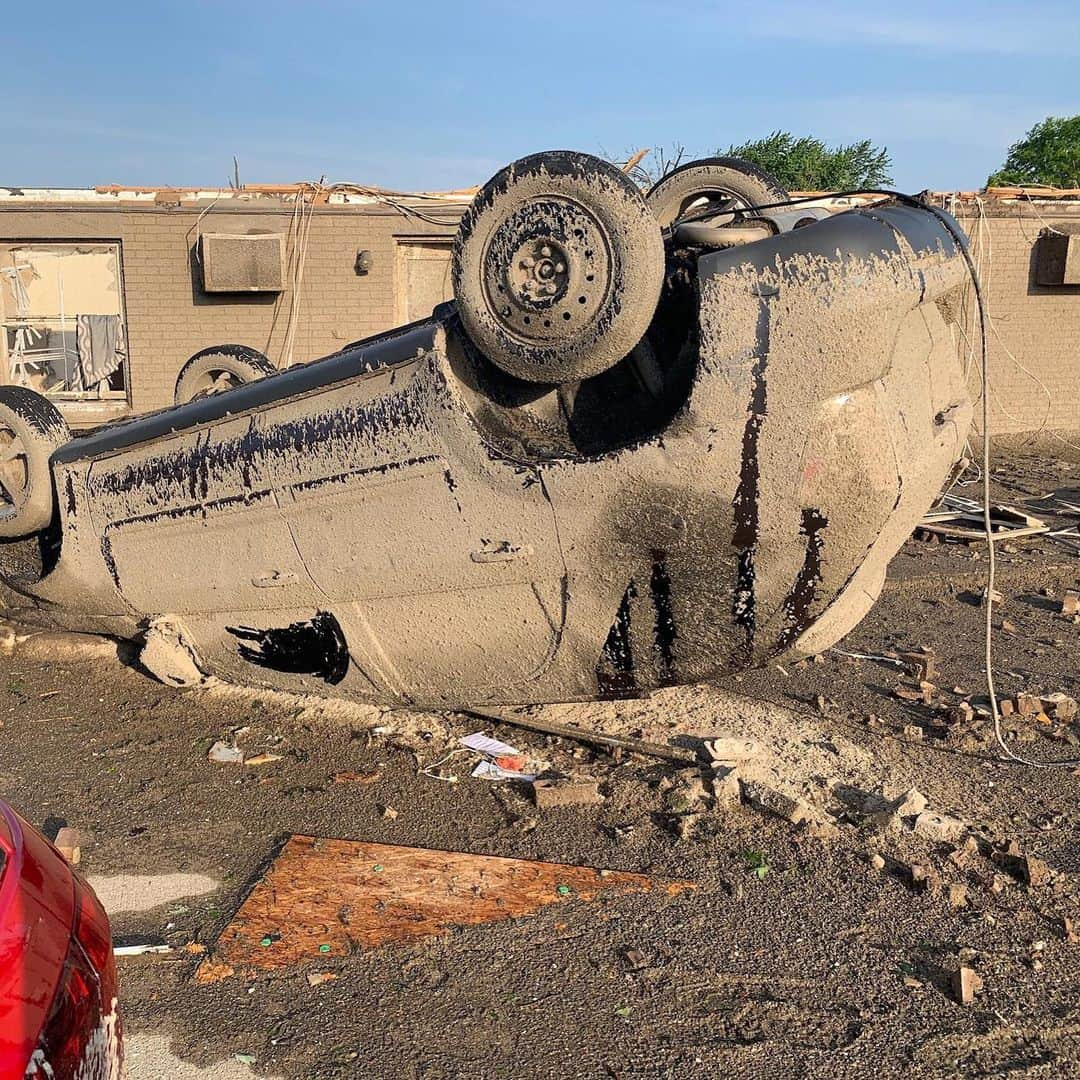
[531,779,602,810]
[740,780,810,825]
[952,966,983,1005]
[1040,693,1077,722]
[913,811,966,843]
[703,737,762,763]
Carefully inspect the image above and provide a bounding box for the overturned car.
[0,152,972,707]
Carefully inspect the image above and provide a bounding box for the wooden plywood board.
[196,837,693,982]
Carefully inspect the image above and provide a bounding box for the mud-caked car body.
[0,152,972,707]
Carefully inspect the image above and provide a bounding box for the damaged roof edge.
[3,184,1080,208]
[0,185,476,208]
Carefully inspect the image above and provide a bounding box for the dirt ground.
[1,448,1078,1079]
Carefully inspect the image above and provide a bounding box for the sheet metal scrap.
[195,837,693,983]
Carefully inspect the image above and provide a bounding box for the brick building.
[0,185,468,427]
[947,194,1080,441]
[1,185,1077,440]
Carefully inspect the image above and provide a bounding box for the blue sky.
[4,1,1078,192]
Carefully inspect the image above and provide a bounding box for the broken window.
[0,243,128,401]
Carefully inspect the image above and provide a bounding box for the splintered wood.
[195,837,692,983]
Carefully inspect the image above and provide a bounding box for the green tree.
[722,131,893,191]
[987,116,1080,189]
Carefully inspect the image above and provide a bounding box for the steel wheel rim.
[671,185,753,227]
[191,368,243,399]
[481,195,615,347]
[0,427,29,517]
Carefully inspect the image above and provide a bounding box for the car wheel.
[174,346,276,405]
[0,386,69,539]
[453,150,665,383]
[646,157,789,228]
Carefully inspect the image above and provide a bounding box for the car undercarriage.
[0,152,973,707]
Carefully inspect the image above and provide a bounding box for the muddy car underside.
[0,152,972,707]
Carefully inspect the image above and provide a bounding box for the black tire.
[452,151,665,384]
[646,157,789,228]
[0,386,69,539]
[174,345,275,405]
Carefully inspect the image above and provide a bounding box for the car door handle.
[470,542,533,564]
[251,570,300,588]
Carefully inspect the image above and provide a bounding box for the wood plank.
[196,837,693,982]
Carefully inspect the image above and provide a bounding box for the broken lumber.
[195,837,693,982]
[461,707,700,766]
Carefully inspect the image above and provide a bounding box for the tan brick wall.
[955,202,1080,438]
[0,199,463,415]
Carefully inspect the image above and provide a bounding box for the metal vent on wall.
[200,233,285,293]
[1035,228,1080,287]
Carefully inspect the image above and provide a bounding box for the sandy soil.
[0,449,1077,1079]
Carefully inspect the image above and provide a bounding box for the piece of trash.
[461,731,535,779]
[459,731,523,759]
[379,804,399,821]
[195,837,693,982]
[53,827,81,865]
[951,965,983,1005]
[532,778,602,809]
[869,853,886,871]
[113,942,172,957]
[1060,590,1079,617]
[332,770,380,785]
[614,1005,632,1018]
[208,740,243,765]
[234,1055,257,1067]
[471,759,536,782]
[307,971,337,987]
[622,947,648,971]
[244,752,283,766]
